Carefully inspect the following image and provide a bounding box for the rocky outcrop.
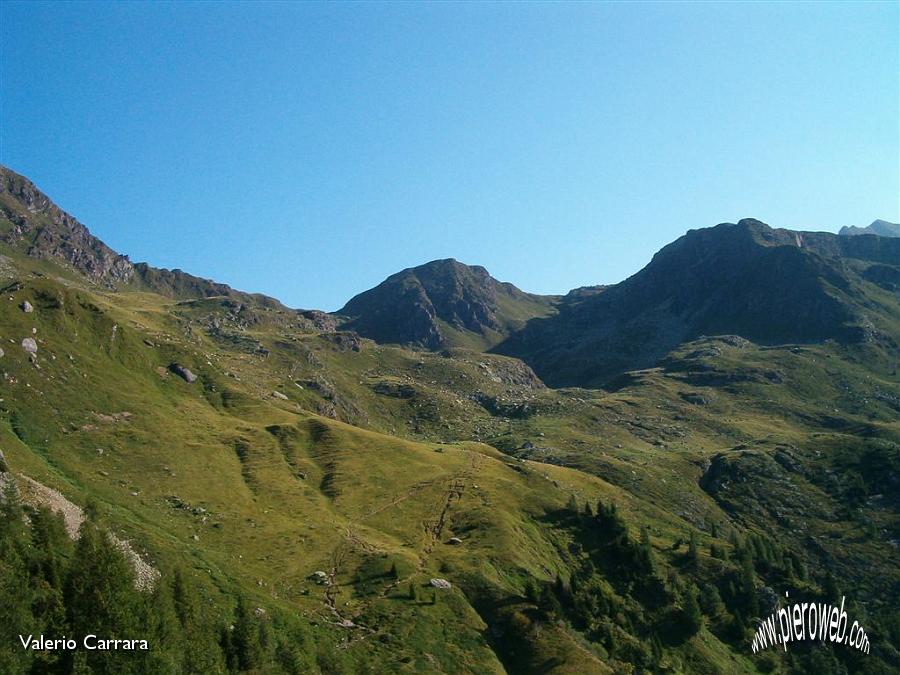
[1,166,135,284]
[337,259,556,349]
[496,219,900,387]
[0,165,291,309]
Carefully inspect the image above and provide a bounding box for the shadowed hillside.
[495,219,900,387]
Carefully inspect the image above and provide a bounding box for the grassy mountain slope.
[0,251,765,673]
[1,168,898,673]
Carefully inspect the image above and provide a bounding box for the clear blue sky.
[1,2,897,310]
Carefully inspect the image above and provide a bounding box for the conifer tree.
[63,516,143,674]
[688,531,699,568]
[232,596,264,671]
[0,482,35,675]
[684,585,703,635]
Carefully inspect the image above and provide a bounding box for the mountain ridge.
[3,164,898,388]
[0,165,290,309]
[336,258,558,350]
[494,218,900,386]
[839,219,900,238]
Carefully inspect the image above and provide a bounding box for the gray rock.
[430,578,452,589]
[272,390,288,400]
[0,347,4,358]
[170,364,197,383]
[447,537,462,545]
[21,337,37,354]
[680,391,716,406]
[21,300,33,313]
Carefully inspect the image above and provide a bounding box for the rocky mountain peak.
[337,258,556,349]
[839,219,900,238]
[0,165,135,284]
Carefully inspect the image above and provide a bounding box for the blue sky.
[1,1,897,310]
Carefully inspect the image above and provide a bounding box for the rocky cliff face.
[337,258,556,349]
[0,165,291,310]
[1,166,135,284]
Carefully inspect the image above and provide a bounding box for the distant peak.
[337,257,554,349]
[839,220,900,238]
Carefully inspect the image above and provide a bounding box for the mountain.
[495,219,900,387]
[1,165,135,283]
[336,258,557,350]
[1,168,899,674]
[839,219,900,238]
[0,165,287,308]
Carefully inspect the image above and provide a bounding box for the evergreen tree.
[28,506,69,656]
[699,583,724,616]
[232,596,264,671]
[823,571,840,602]
[688,531,699,568]
[638,525,655,573]
[145,574,182,673]
[640,525,651,550]
[171,567,224,672]
[0,482,35,675]
[63,516,144,674]
[684,585,703,635]
[523,577,539,603]
[538,582,562,617]
[739,550,759,618]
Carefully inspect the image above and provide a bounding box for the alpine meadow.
[1,2,899,674]
[0,165,898,673]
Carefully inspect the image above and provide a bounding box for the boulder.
[170,364,197,383]
[447,537,462,545]
[430,578,452,589]
[21,337,37,354]
[21,300,33,313]
[680,391,716,406]
[272,390,288,400]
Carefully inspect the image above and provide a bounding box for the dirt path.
[318,447,487,630]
